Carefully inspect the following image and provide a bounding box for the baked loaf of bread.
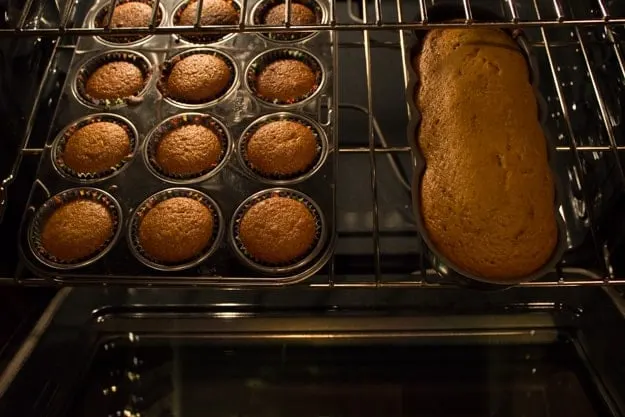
[413,28,557,281]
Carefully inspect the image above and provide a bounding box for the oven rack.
[2,0,625,36]
[4,0,625,288]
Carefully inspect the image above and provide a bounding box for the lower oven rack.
[3,0,625,288]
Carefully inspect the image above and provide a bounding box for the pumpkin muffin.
[63,121,131,175]
[85,61,145,100]
[41,199,114,262]
[165,54,232,102]
[155,124,223,175]
[178,0,238,26]
[138,197,214,263]
[238,196,316,264]
[105,2,154,28]
[255,59,316,103]
[245,120,317,176]
[264,3,315,25]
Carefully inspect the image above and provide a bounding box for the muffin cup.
[157,48,238,108]
[90,0,166,46]
[171,0,241,45]
[143,113,232,184]
[237,112,328,185]
[73,50,153,109]
[230,188,326,274]
[250,0,327,43]
[51,113,139,183]
[128,188,224,271]
[245,47,324,107]
[28,188,122,270]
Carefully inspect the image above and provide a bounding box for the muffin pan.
[404,3,567,288]
[18,0,335,286]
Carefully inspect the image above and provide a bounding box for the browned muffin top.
[106,2,153,27]
[166,54,231,102]
[85,61,145,100]
[264,3,315,25]
[246,120,317,176]
[156,125,222,175]
[239,196,316,264]
[138,197,214,263]
[41,200,114,262]
[256,59,316,103]
[63,122,131,174]
[178,0,238,26]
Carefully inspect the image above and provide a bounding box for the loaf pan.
[405,3,567,288]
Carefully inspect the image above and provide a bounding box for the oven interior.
[0,0,624,415]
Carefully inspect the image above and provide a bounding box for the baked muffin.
[41,200,114,262]
[245,120,317,176]
[85,61,145,100]
[264,3,315,25]
[105,2,153,28]
[156,124,222,175]
[138,197,213,263]
[239,196,316,264]
[166,54,232,102]
[255,59,316,103]
[63,121,131,174]
[178,0,238,26]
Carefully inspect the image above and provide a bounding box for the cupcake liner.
[157,48,238,107]
[245,48,324,106]
[92,0,165,45]
[128,188,223,271]
[172,0,241,44]
[237,112,328,184]
[51,113,138,183]
[251,0,326,42]
[230,188,326,274]
[74,50,152,108]
[144,113,231,183]
[28,188,122,270]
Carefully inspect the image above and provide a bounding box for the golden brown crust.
[239,196,316,264]
[414,28,557,281]
[256,60,316,103]
[85,61,144,100]
[138,197,213,263]
[155,125,222,175]
[264,3,316,25]
[107,2,153,27]
[166,54,231,102]
[63,122,131,174]
[178,0,238,26]
[41,200,114,262]
[246,120,317,175]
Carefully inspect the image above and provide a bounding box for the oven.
[0,0,624,415]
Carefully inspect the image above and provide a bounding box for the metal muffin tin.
[17,0,336,286]
[404,3,567,288]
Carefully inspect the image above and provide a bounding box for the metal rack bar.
[16,0,36,31]
[552,0,564,21]
[462,0,473,22]
[239,0,248,27]
[194,0,205,26]
[362,0,381,283]
[596,0,610,20]
[104,0,118,30]
[4,18,625,37]
[505,0,518,22]
[284,0,291,26]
